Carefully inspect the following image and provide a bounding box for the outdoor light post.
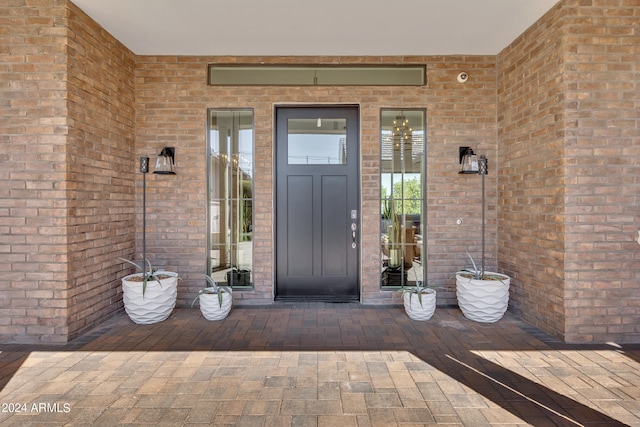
[479,154,488,277]
[140,156,149,281]
[121,154,179,325]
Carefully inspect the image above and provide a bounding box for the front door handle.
[351,223,357,249]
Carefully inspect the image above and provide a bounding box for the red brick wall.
[497,3,567,338]
[498,0,640,343]
[1,0,71,342]
[0,1,134,343]
[561,0,640,343]
[65,2,135,339]
[135,56,499,307]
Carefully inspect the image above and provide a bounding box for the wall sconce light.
[154,147,176,175]
[459,147,479,174]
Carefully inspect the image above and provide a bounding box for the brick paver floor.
[0,304,639,426]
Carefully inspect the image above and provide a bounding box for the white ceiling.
[71,0,559,56]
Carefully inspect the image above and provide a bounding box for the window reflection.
[288,118,347,165]
[380,109,425,288]
[208,110,254,287]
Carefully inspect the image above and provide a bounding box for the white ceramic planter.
[456,272,510,323]
[198,288,233,321]
[403,288,436,321]
[122,272,178,325]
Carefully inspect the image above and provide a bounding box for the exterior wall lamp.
[459,146,479,174]
[154,147,176,175]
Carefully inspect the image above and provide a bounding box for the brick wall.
[0,1,134,343]
[65,2,135,339]
[561,0,640,343]
[498,0,640,343]
[497,3,567,338]
[1,0,71,343]
[135,56,499,307]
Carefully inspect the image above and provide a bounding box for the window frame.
[206,108,255,288]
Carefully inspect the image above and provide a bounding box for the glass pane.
[288,118,347,165]
[208,65,426,86]
[380,110,425,288]
[208,110,254,287]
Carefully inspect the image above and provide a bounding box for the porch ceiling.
[72,0,559,56]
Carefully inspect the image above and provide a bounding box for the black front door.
[275,106,359,300]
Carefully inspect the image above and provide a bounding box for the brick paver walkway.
[0,304,639,426]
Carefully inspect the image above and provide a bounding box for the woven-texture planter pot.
[122,272,178,325]
[199,289,233,321]
[403,288,436,321]
[456,272,510,323]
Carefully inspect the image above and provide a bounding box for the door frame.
[273,104,361,301]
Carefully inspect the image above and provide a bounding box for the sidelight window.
[207,109,254,287]
[380,109,426,288]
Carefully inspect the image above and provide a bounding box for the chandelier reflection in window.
[391,113,414,174]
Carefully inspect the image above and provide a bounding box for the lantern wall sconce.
[458,146,479,174]
[154,147,176,175]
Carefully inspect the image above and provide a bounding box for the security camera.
[457,72,469,83]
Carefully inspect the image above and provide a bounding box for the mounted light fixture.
[154,147,176,175]
[459,146,479,174]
